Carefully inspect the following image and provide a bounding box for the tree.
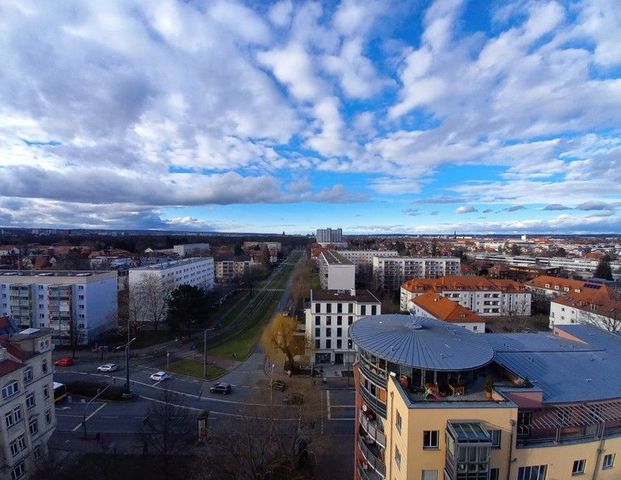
[131,274,170,332]
[167,285,208,338]
[141,388,193,480]
[262,314,299,370]
[510,244,522,256]
[594,257,613,281]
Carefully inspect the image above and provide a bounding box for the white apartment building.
[338,250,399,273]
[305,289,381,365]
[316,228,343,244]
[318,251,355,290]
[373,256,461,291]
[173,243,210,257]
[0,271,118,346]
[215,257,255,284]
[400,276,531,316]
[0,327,56,480]
[129,257,214,293]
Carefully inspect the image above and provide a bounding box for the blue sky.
[0,0,620,234]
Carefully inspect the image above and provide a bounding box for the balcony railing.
[358,437,385,477]
[360,386,387,418]
[358,464,382,480]
[359,410,386,447]
[359,362,387,388]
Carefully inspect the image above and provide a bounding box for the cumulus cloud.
[543,203,571,210]
[456,206,477,214]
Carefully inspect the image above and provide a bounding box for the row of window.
[313,303,378,315]
[314,339,352,350]
[314,327,348,338]
[314,315,354,326]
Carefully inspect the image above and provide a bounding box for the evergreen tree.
[594,258,613,281]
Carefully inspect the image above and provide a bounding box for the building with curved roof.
[352,314,621,480]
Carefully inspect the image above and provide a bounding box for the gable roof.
[412,292,483,323]
[402,275,528,294]
[553,282,621,319]
[526,275,585,292]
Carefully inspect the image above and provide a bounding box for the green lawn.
[167,358,225,380]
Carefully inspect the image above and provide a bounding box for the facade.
[400,276,531,316]
[214,256,254,285]
[316,228,343,244]
[410,291,486,333]
[0,328,56,480]
[318,251,356,291]
[373,257,461,291]
[242,242,281,263]
[549,280,620,332]
[338,251,399,273]
[305,289,380,364]
[129,257,215,293]
[351,315,621,480]
[0,271,118,346]
[172,243,210,257]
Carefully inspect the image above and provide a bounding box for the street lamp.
[116,337,136,394]
[269,363,275,408]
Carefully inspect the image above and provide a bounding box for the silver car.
[97,363,119,372]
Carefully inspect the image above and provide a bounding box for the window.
[45,409,52,424]
[361,305,366,315]
[315,328,320,338]
[336,339,342,349]
[42,359,48,374]
[395,446,401,469]
[421,471,438,480]
[336,327,342,337]
[325,339,331,349]
[5,412,15,428]
[10,439,20,456]
[26,393,35,409]
[43,384,50,399]
[326,328,331,337]
[337,316,342,325]
[603,454,615,469]
[489,468,499,480]
[517,465,547,480]
[315,340,320,349]
[371,305,377,315]
[326,304,332,313]
[17,434,26,451]
[348,303,353,313]
[33,445,41,459]
[423,430,439,449]
[572,459,586,475]
[396,410,402,433]
[11,462,25,479]
[13,406,22,423]
[348,316,353,325]
[337,303,342,313]
[315,304,320,313]
[314,316,320,326]
[24,367,33,384]
[29,418,39,436]
[2,380,19,399]
[490,430,501,448]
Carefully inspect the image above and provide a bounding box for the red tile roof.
[526,275,585,292]
[0,359,22,377]
[412,292,483,323]
[402,275,528,293]
[553,283,621,318]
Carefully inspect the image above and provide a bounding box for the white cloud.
[456,205,477,214]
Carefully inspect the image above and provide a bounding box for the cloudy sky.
[1,0,620,234]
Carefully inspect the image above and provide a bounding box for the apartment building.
[318,251,356,291]
[373,257,461,291]
[400,276,531,316]
[410,291,486,333]
[0,271,118,346]
[129,257,214,293]
[214,256,254,285]
[526,275,587,298]
[549,281,621,332]
[173,243,210,257]
[316,228,343,244]
[305,289,380,365]
[0,327,56,480]
[351,315,621,480]
[338,251,399,273]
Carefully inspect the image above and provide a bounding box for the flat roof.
[131,257,213,271]
[349,315,494,371]
[0,270,113,277]
[320,250,353,266]
[311,289,380,303]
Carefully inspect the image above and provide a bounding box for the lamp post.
[269,363,275,408]
[116,337,136,394]
[82,383,112,439]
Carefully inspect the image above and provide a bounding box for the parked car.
[209,382,232,395]
[271,380,287,391]
[283,393,304,405]
[97,363,118,372]
[150,371,171,382]
[54,357,73,367]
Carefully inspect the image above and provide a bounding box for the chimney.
[350,289,356,297]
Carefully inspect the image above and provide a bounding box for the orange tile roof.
[553,283,621,318]
[412,292,483,323]
[402,275,527,293]
[526,275,585,291]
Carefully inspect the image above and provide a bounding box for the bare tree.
[578,289,621,333]
[141,388,193,480]
[131,274,170,331]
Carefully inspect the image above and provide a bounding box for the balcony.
[358,463,382,480]
[359,410,386,447]
[358,437,385,477]
[360,386,386,418]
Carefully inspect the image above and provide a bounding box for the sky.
[1,0,620,235]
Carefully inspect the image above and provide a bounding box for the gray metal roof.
[349,314,494,371]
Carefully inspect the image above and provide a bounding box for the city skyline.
[1,0,620,234]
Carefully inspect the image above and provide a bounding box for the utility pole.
[203,328,215,377]
[82,383,112,439]
[116,337,136,394]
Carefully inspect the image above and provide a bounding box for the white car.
[97,363,118,373]
[150,371,171,382]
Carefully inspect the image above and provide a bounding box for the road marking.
[72,402,106,431]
